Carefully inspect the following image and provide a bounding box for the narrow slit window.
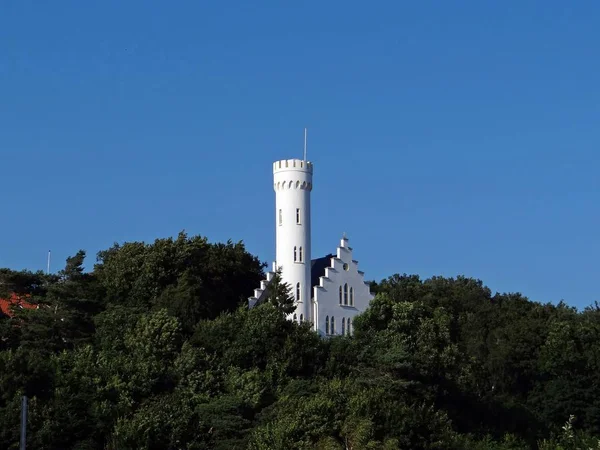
[296,282,301,301]
[344,284,348,305]
[293,313,297,322]
[347,318,352,335]
[331,316,335,334]
[299,246,303,262]
[296,208,301,224]
[339,286,343,304]
[279,209,282,225]
[325,316,330,334]
[350,287,354,306]
[342,318,346,335]
[300,314,303,322]
[294,246,297,262]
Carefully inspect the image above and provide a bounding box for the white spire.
[303,127,307,161]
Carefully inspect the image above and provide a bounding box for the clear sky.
[1,1,599,309]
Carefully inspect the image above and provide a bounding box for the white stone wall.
[273,159,313,322]
[313,236,374,337]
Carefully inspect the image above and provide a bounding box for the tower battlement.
[273,159,313,174]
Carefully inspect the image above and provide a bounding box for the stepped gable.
[313,235,373,300]
[248,262,278,308]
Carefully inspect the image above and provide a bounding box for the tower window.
[331,316,335,334]
[347,318,352,335]
[279,209,282,226]
[298,246,303,262]
[300,314,303,322]
[296,282,301,301]
[344,283,348,305]
[293,313,297,322]
[296,208,301,224]
[339,286,342,304]
[325,316,330,335]
[294,246,297,262]
[342,318,346,335]
[350,287,354,306]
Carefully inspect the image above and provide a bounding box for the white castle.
[249,158,374,336]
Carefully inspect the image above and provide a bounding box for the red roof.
[0,293,37,317]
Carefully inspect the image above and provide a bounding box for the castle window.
[344,284,348,305]
[347,318,352,335]
[331,316,335,334]
[296,282,301,301]
[350,287,354,306]
[296,208,301,224]
[339,286,342,304]
[294,246,297,262]
[342,318,346,335]
[293,313,297,322]
[300,314,303,322]
[279,209,282,225]
[299,246,303,262]
[325,316,330,334]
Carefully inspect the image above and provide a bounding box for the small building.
[249,158,374,336]
[0,293,38,318]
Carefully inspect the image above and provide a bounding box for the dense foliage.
[1,232,599,449]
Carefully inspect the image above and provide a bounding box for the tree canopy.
[0,233,599,449]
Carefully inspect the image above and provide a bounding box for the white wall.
[273,159,313,322]
[313,236,374,337]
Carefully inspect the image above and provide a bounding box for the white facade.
[312,236,374,337]
[248,157,374,337]
[273,159,313,322]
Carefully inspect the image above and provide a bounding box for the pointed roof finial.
[342,231,347,239]
[303,127,307,161]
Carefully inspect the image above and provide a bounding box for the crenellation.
[273,159,313,174]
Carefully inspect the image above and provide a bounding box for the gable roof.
[311,254,334,291]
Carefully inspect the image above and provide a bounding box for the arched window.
[350,287,354,306]
[300,314,303,323]
[296,282,301,301]
[342,318,346,335]
[344,283,348,305]
[293,313,297,322]
[294,246,297,262]
[339,286,343,304]
[347,318,351,335]
[299,246,303,262]
[331,316,335,334]
[325,316,330,334]
[279,209,282,225]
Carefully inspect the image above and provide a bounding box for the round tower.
[273,159,313,322]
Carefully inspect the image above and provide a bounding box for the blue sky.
[1,1,598,308]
